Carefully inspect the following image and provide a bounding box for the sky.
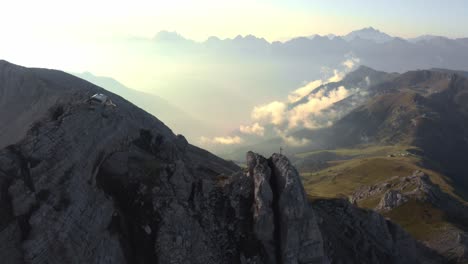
[1,0,467,74]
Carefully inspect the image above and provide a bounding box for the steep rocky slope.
[313,197,444,264]
[0,61,445,263]
[352,171,468,263]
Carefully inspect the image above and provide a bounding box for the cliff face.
[0,60,323,264]
[0,61,445,263]
[0,99,323,263]
[247,152,325,264]
[313,198,444,264]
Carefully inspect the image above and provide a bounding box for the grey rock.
[269,153,325,264]
[247,151,276,264]
[313,198,444,264]
[377,190,408,211]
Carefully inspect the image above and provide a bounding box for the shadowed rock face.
[247,152,325,264]
[0,60,325,264]
[0,61,447,263]
[313,198,445,264]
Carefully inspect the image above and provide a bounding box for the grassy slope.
[300,145,466,241]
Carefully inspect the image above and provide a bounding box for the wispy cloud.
[275,128,310,147]
[241,56,361,146]
[251,101,287,126]
[200,135,243,145]
[239,122,265,136]
[202,55,361,148]
[342,57,360,70]
[288,85,350,129]
[288,80,323,103]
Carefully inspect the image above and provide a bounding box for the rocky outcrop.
[247,152,276,263]
[269,154,325,264]
[350,170,468,262]
[247,152,325,264]
[313,198,444,264]
[377,190,408,211]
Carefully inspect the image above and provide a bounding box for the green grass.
[302,156,421,198]
[300,145,465,202]
[299,144,468,243]
[383,199,451,241]
[358,196,382,209]
[295,145,414,159]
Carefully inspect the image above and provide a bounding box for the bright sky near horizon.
[0,0,467,76]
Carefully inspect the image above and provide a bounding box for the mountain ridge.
[0,60,446,263]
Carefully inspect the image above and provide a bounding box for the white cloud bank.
[239,122,265,136]
[251,101,287,126]
[242,56,361,146]
[203,56,361,147]
[200,135,243,145]
[288,85,350,129]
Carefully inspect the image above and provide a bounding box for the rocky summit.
[0,61,447,263]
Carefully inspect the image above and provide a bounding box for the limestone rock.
[269,153,325,264]
[377,190,408,211]
[313,198,444,264]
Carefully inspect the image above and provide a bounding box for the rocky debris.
[426,227,468,264]
[351,170,434,207]
[377,190,408,211]
[313,198,445,264]
[351,176,399,203]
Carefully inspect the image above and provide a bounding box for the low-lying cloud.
[202,56,361,147]
[242,56,361,146]
[239,122,265,136]
[251,101,287,126]
[288,85,350,129]
[275,128,310,147]
[288,80,323,103]
[200,135,243,145]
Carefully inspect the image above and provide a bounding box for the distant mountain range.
[156,27,464,44]
[342,27,394,43]
[147,27,468,75]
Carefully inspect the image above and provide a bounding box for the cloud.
[200,136,243,145]
[325,69,345,83]
[237,56,362,147]
[288,85,350,129]
[288,79,323,103]
[283,136,310,146]
[342,57,360,70]
[201,56,362,150]
[365,76,371,86]
[275,128,310,147]
[239,122,265,136]
[251,101,287,126]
